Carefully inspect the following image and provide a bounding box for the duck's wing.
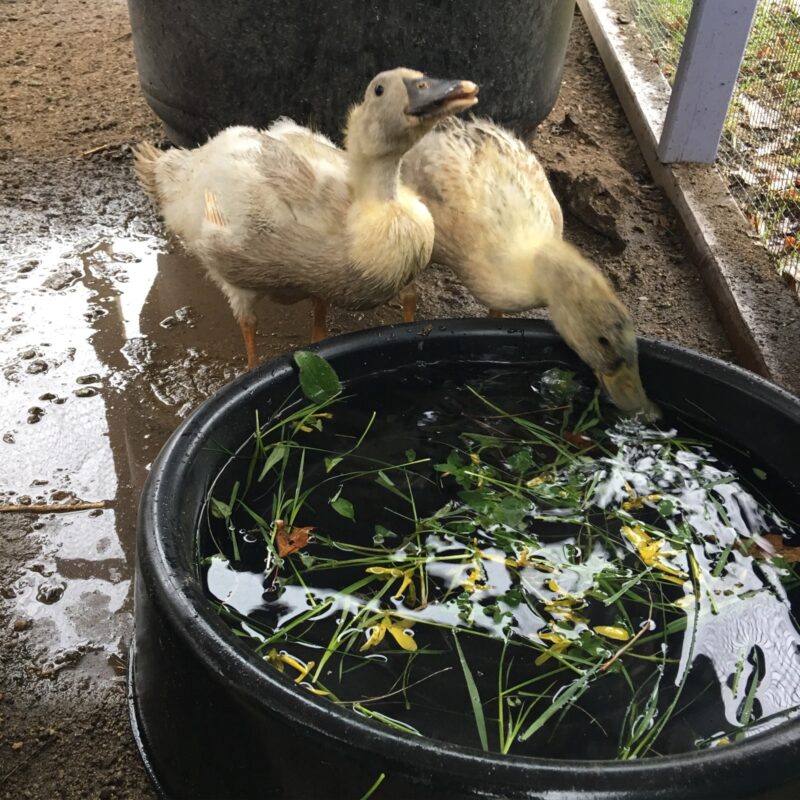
[266,117,344,176]
[151,126,269,248]
[461,119,563,237]
[401,119,481,265]
[242,124,350,244]
[189,124,353,294]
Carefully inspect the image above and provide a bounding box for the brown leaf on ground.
[752,534,800,563]
[275,519,314,557]
[564,431,594,450]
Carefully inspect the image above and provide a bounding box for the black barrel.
[130,318,800,800]
[126,0,576,145]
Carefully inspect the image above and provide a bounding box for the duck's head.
[346,68,478,159]
[541,242,659,420]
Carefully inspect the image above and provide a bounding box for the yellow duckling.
[403,117,656,416]
[134,69,478,368]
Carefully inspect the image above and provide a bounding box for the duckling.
[134,69,478,368]
[402,117,657,416]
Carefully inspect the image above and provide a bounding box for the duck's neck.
[523,237,608,307]
[348,152,403,203]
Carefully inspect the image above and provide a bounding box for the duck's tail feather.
[132,142,163,204]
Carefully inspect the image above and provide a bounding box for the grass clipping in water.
[202,352,800,759]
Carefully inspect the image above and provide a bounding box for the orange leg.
[400,284,417,323]
[239,316,258,370]
[488,308,504,319]
[311,297,328,343]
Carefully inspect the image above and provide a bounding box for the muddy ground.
[0,2,741,799]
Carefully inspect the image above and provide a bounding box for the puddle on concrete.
[0,154,457,685]
[0,224,310,675]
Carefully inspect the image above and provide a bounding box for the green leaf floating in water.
[330,494,355,520]
[657,498,675,517]
[258,443,288,481]
[507,449,534,474]
[209,498,231,519]
[294,350,342,403]
[373,525,396,544]
[324,456,343,473]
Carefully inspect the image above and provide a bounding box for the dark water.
[199,361,800,760]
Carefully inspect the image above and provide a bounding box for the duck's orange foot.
[239,316,258,369]
[400,284,417,323]
[311,297,328,343]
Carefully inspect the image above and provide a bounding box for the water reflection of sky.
[1,233,159,660]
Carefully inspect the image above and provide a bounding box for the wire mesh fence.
[626,0,800,293]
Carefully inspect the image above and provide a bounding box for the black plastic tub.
[126,0,576,145]
[131,319,800,800]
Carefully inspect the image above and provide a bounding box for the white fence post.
[658,0,758,164]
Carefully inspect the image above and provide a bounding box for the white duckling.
[403,117,657,416]
[134,69,478,367]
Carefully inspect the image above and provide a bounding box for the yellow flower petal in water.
[462,565,486,593]
[263,649,316,682]
[386,617,417,651]
[359,617,389,652]
[535,631,571,665]
[621,524,649,550]
[359,614,417,652]
[594,625,631,641]
[711,737,731,747]
[544,578,587,624]
[544,603,587,624]
[392,568,416,601]
[526,475,547,488]
[505,546,537,569]
[264,648,285,672]
[659,572,687,586]
[293,659,315,682]
[621,524,687,579]
[366,566,417,602]
[366,566,404,578]
[622,492,662,511]
[547,578,569,595]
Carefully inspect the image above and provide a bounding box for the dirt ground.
[0,2,739,799]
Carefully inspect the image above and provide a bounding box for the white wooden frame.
[658,0,759,163]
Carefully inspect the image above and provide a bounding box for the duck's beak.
[404,76,479,120]
[597,362,661,421]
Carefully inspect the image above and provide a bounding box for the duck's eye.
[417,80,429,90]
[374,85,384,97]
[608,357,625,372]
[598,336,611,348]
